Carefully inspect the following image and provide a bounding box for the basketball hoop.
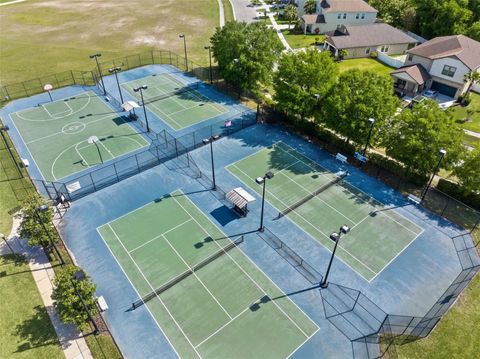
[44,84,53,102]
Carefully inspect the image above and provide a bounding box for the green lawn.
[282,30,324,49]
[448,93,480,133]
[0,0,221,85]
[397,273,480,359]
[0,254,63,359]
[221,0,234,23]
[338,58,394,76]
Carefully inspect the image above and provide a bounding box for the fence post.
[169,51,172,65]
[174,138,179,157]
[90,173,97,192]
[113,163,120,183]
[441,199,448,217]
[70,70,76,85]
[135,154,141,172]
[54,74,61,88]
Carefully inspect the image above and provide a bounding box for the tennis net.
[142,82,200,105]
[278,171,348,218]
[131,236,244,309]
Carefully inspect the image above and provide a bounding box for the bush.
[370,51,378,59]
[368,153,429,186]
[437,178,480,210]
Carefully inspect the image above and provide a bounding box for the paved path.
[230,0,259,22]
[217,0,225,27]
[0,216,93,359]
[464,129,480,138]
[266,5,291,51]
[0,0,26,6]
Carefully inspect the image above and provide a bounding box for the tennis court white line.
[287,326,321,359]
[148,101,183,129]
[107,223,203,358]
[278,141,424,234]
[171,194,315,338]
[160,234,233,320]
[128,218,194,253]
[74,142,91,168]
[194,306,251,348]
[96,227,182,359]
[229,164,377,277]
[97,140,114,158]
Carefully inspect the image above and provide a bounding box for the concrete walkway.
[263,2,291,51]
[217,0,225,27]
[464,128,480,138]
[0,216,93,359]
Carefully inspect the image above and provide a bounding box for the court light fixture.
[133,86,150,132]
[108,66,124,104]
[89,53,106,95]
[256,171,274,232]
[320,224,350,288]
[202,135,221,190]
[179,34,188,71]
[421,149,446,202]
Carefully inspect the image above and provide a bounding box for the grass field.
[221,0,234,23]
[338,58,394,76]
[9,91,148,181]
[397,273,480,359]
[0,0,221,85]
[0,254,63,359]
[281,30,324,49]
[98,190,318,358]
[448,93,480,133]
[227,142,422,281]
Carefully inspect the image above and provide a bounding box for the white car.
[424,90,439,98]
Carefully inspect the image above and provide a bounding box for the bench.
[407,194,422,205]
[335,153,347,164]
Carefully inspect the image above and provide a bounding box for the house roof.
[325,23,418,49]
[391,64,431,85]
[301,14,325,24]
[320,0,377,13]
[407,35,480,70]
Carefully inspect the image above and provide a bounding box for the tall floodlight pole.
[362,118,376,156]
[133,86,150,132]
[421,149,447,202]
[108,66,124,104]
[256,171,275,232]
[179,34,188,71]
[320,225,350,288]
[202,135,221,190]
[204,45,213,84]
[89,54,106,95]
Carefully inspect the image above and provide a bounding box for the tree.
[210,21,283,95]
[304,0,316,15]
[319,69,399,146]
[338,49,348,60]
[382,100,463,176]
[284,4,297,29]
[18,195,56,247]
[369,0,413,28]
[273,49,338,121]
[415,0,472,38]
[464,71,480,97]
[52,265,97,330]
[466,21,480,41]
[453,147,480,193]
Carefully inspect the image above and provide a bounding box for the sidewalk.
[217,0,225,27]
[262,2,291,51]
[0,216,93,359]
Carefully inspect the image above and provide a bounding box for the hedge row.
[437,178,480,211]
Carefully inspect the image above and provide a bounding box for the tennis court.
[122,73,228,131]
[227,142,424,282]
[98,190,318,358]
[8,91,148,182]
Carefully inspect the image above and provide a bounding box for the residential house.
[323,23,418,59]
[297,0,378,34]
[391,35,480,99]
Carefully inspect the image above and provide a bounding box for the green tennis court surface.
[98,191,318,358]
[227,142,424,282]
[122,73,227,130]
[9,91,148,182]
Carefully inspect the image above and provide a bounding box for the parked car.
[424,90,439,98]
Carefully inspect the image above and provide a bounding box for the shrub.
[437,178,480,210]
[370,51,378,59]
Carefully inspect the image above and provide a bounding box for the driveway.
[230,0,259,22]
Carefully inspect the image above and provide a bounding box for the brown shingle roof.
[301,14,325,24]
[325,23,417,49]
[321,0,377,13]
[407,35,480,70]
[391,64,431,85]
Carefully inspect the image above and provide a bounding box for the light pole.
[256,171,275,232]
[133,86,150,132]
[36,205,64,265]
[362,118,376,156]
[108,66,124,104]
[202,135,220,190]
[89,54,106,95]
[320,225,350,288]
[204,45,213,84]
[179,34,188,71]
[72,270,99,335]
[421,149,447,202]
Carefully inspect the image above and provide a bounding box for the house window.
[365,48,371,54]
[356,13,360,19]
[407,54,413,62]
[337,13,341,19]
[380,45,390,52]
[395,79,407,89]
[361,13,365,19]
[343,13,347,19]
[442,65,456,77]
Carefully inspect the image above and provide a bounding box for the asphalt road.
[230,0,259,23]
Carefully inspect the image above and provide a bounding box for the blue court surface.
[54,121,477,358]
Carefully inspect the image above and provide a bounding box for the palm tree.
[284,5,297,29]
[303,0,316,15]
[464,71,480,97]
